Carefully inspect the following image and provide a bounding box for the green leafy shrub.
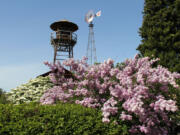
[7,76,54,104]
[0,103,129,135]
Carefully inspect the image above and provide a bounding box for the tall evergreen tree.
[137,0,180,72]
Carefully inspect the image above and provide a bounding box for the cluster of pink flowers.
[102,97,118,123]
[152,95,177,112]
[120,111,132,121]
[40,55,180,135]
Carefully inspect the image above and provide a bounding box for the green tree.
[137,0,180,72]
[0,88,9,104]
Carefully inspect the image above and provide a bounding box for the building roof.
[38,68,75,79]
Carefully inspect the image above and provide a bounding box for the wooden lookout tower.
[50,20,78,64]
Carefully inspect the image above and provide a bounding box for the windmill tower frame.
[85,10,101,65]
[87,22,97,65]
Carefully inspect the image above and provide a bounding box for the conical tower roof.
[50,20,78,32]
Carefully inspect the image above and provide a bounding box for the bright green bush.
[7,76,54,104]
[0,103,129,135]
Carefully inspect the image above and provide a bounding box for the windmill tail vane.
[95,10,101,17]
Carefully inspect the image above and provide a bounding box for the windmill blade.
[85,10,95,24]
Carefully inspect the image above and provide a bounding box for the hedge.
[0,102,129,135]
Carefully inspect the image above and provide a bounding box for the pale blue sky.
[0,0,144,91]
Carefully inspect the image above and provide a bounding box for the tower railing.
[51,30,77,46]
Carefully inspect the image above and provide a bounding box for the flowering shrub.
[7,76,54,104]
[40,55,180,135]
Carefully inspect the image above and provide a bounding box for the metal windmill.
[85,10,101,65]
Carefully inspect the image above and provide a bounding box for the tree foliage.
[137,0,180,73]
[0,88,9,104]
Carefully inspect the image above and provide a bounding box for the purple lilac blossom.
[40,55,180,135]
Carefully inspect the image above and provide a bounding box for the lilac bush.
[40,55,180,135]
